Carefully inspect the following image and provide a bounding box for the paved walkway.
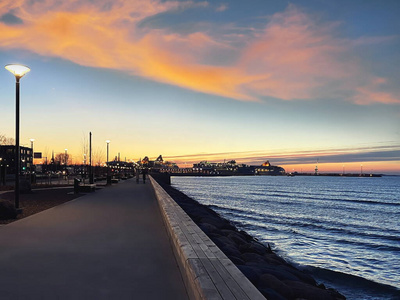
[0,179,188,299]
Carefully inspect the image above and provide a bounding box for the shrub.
[0,199,17,220]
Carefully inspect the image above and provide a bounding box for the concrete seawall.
[150,176,266,300]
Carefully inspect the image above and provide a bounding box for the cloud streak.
[0,1,398,104]
[164,144,400,166]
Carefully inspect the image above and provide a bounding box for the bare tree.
[54,153,70,165]
[81,132,88,166]
[42,146,51,165]
[93,146,105,166]
[0,133,15,145]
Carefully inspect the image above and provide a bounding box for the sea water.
[171,175,400,300]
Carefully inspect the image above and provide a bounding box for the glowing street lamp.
[5,64,30,78]
[5,64,30,210]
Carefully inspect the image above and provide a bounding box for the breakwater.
[171,175,400,300]
[153,176,345,300]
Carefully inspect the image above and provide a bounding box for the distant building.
[0,145,33,175]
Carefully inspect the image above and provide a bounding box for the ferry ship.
[187,160,285,176]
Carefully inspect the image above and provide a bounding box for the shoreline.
[154,177,346,300]
[164,176,400,300]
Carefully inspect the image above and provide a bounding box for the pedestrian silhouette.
[135,168,140,184]
[142,168,147,184]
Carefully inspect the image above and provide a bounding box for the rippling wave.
[172,175,400,300]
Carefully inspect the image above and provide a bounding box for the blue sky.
[0,0,399,173]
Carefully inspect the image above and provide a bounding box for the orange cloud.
[1,0,258,101]
[0,1,398,105]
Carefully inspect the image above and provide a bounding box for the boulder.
[229,256,245,265]
[237,265,262,285]
[241,252,267,263]
[239,241,268,255]
[238,230,254,242]
[258,287,287,300]
[246,262,302,282]
[264,253,287,265]
[278,265,317,286]
[283,280,341,300]
[199,216,231,229]
[198,222,218,235]
[212,235,236,247]
[225,231,249,246]
[219,244,242,258]
[258,274,294,299]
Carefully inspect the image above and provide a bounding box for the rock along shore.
[155,179,346,300]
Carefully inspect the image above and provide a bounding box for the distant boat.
[255,161,286,176]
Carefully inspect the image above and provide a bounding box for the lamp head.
[30,138,35,142]
[5,64,31,79]
[106,140,110,144]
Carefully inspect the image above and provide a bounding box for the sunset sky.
[0,0,399,174]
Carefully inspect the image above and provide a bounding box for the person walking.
[142,168,147,184]
[135,168,140,184]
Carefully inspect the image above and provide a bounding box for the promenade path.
[0,179,189,299]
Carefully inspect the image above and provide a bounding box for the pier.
[0,177,264,299]
[0,179,187,299]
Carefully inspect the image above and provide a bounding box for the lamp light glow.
[5,64,31,78]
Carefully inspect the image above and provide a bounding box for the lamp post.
[106,140,110,184]
[65,148,68,174]
[89,132,93,184]
[5,64,30,210]
[30,138,35,176]
[0,158,3,186]
[106,140,110,165]
[65,148,68,165]
[83,153,87,181]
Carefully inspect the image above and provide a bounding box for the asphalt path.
[0,178,188,299]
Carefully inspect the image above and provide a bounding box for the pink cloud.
[216,4,228,12]
[234,5,399,104]
[238,5,359,100]
[353,87,400,105]
[0,1,398,105]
